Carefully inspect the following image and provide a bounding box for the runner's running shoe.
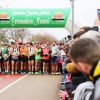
[51,72,55,75]
[38,71,41,74]
[20,72,23,75]
[35,71,40,75]
[11,72,14,75]
[28,72,32,75]
[23,71,27,74]
[59,72,62,75]
[45,72,49,75]
[42,72,46,75]
[31,72,34,75]
[56,72,59,75]
[15,72,18,74]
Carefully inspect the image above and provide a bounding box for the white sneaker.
[11,72,14,74]
[15,72,18,74]
[28,72,31,75]
[31,72,34,74]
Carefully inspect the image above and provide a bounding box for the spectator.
[63,37,68,46]
[73,30,86,42]
[79,26,91,32]
[60,45,66,62]
[91,26,99,32]
[70,38,100,100]
[80,30,100,44]
[74,81,94,100]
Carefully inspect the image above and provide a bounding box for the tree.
[6,28,32,42]
[32,33,58,43]
[16,29,28,42]
[0,32,7,42]
[0,28,7,42]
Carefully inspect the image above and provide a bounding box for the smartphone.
[97,9,100,20]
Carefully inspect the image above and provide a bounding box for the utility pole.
[70,0,75,38]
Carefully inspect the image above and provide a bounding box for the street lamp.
[70,0,75,37]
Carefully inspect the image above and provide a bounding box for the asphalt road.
[0,75,62,100]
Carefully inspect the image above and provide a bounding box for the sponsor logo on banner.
[0,13,10,21]
[52,12,65,21]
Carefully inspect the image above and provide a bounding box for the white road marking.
[0,74,28,94]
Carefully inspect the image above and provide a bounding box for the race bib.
[13,52,16,56]
[12,55,18,59]
[29,52,33,56]
[4,54,7,58]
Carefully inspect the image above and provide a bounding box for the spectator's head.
[91,26,99,32]
[80,30,100,45]
[67,35,72,40]
[73,30,86,42]
[79,26,91,32]
[70,38,100,76]
[61,44,64,49]
[65,44,70,56]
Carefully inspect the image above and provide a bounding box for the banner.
[0,9,71,28]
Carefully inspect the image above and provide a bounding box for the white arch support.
[65,13,90,34]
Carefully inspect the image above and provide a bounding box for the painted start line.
[0,74,27,94]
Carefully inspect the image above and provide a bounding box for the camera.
[97,9,100,20]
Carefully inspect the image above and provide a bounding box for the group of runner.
[0,41,66,75]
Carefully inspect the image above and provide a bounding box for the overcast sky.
[0,0,100,40]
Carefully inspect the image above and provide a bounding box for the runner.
[8,44,13,72]
[2,44,10,74]
[20,44,28,74]
[0,43,3,74]
[51,41,59,75]
[11,43,19,74]
[41,44,51,74]
[28,42,35,74]
[35,44,41,75]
